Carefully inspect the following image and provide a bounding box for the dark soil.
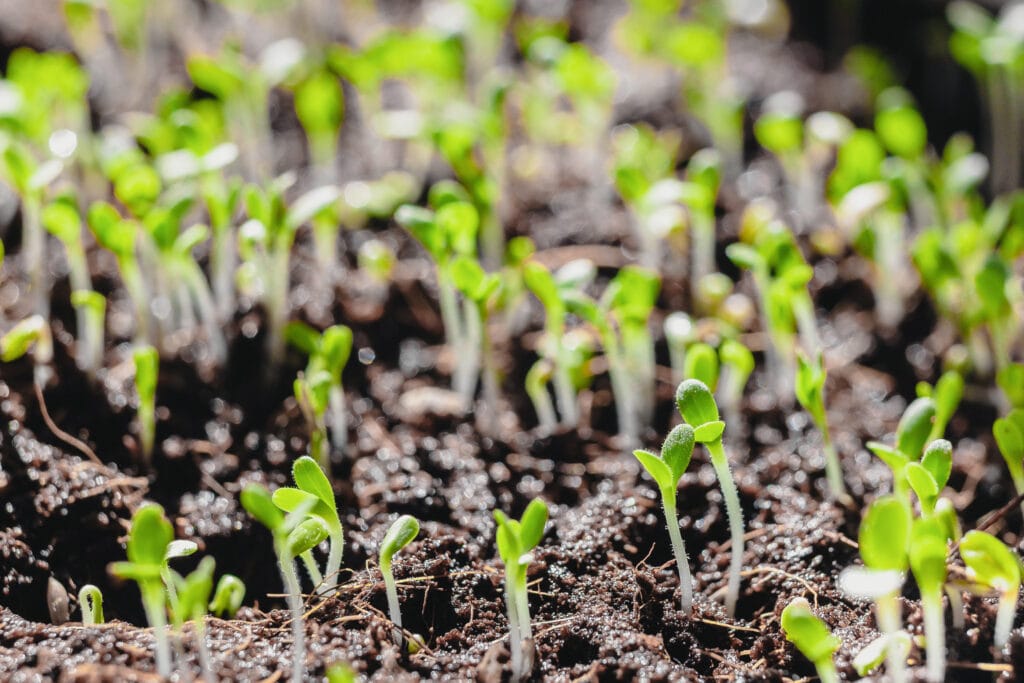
[1,1,1021,682]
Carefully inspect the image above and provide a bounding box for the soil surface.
[1,1,1022,682]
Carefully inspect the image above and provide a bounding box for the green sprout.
[997,363,1024,409]
[960,530,1021,648]
[293,370,333,472]
[633,424,697,613]
[905,440,953,516]
[87,201,151,342]
[78,584,104,625]
[379,514,420,646]
[909,517,949,683]
[162,539,198,607]
[683,342,718,391]
[664,312,697,385]
[839,495,911,683]
[169,555,216,682]
[794,352,846,501]
[286,322,354,463]
[994,408,1024,513]
[272,455,344,592]
[780,597,841,683]
[494,498,548,682]
[209,574,246,619]
[133,345,159,467]
[69,290,106,379]
[0,314,53,386]
[867,396,938,502]
[241,483,328,683]
[109,504,175,678]
[676,379,744,617]
[717,338,754,436]
[451,255,503,433]
[915,370,964,442]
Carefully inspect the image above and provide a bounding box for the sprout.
[109,504,175,678]
[209,574,246,619]
[683,342,718,391]
[905,440,953,516]
[87,201,151,342]
[293,370,333,471]
[997,363,1024,409]
[633,424,697,613]
[132,345,159,467]
[839,495,911,683]
[664,312,696,385]
[994,409,1024,513]
[716,339,754,433]
[272,456,344,592]
[0,314,53,386]
[379,515,420,646]
[78,584,104,625]
[357,238,396,284]
[916,370,963,442]
[69,290,106,380]
[286,323,354,462]
[162,539,198,607]
[867,396,937,502]
[676,379,744,617]
[169,555,216,682]
[795,352,846,501]
[494,498,548,682]
[241,483,327,683]
[780,597,841,683]
[909,517,949,682]
[450,256,503,433]
[960,530,1021,648]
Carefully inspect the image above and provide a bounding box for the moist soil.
[1,2,1023,682]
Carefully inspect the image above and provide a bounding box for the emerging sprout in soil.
[839,495,911,683]
[717,338,754,435]
[209,574,246,619]
[162,539,198,607]
[676,379,744,617]
[905,440,952,516]
[272,455,344,591]
[683,342,718,390]
[132,345,159,467]
[959,530,1021,649]
[87,201,151,342]
[78,584,104,625]
[867,396,937,502]
[287,323,354,464]
[795,352,846,501]
[379,514,420,646]
[169,555,216,682]
[909,517,949,683]
[451,255,503,433]
[109,504,175,678]
[993,409,1024,512]
[633,424,696,613]
[494,498,548,683]
[69,290,106,379]
[780,597,841,683]
[241,483,327,683]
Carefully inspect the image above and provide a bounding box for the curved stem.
[707,439,743,618]
[299,550,323,589]
[662,497,694,614]
[995,589,1017,649]
[383,567,404,646]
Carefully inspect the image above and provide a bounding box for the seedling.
[87,201,151,342]
[209,574,246,619]
[866,396,937,501]
[286,322,354,460]
[839,495,911,683]
[780,597,841,683]
[494,498,548,682]
[272,455,344,591]
[909,517,949,682]
[664,312,696,385]
[717,339,754,433]
[0,314,53,386]
[379,514,420,646]
[959,530,1021,648]
[69,290,106,379]
[78,585,103,625]
[169,555,216,682]
[997,364,1024,409]
[676,379,744,617]
[905,440,953,516]
[451,255,503,433]
[633,424,697,613]
[916,370,964,442]
[241,483,328,683]
[109,504,175,678]
[133,345,159,467]
[162,539,198,607]
[683,343,718,391]
[795,352,846,500]
[293,370,333,471]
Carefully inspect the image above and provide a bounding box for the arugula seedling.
[241,483,327,683]
[633,424,697,613]
[451,255,504,433]
[717,338,754,436]
[162,539,198,607]
[839,495,911,683]
[867,396,937,502]
[909,517,949,683]
[133,345,159,467]
[795,352,846,500]
[286,322,354,460]
[109,504,175,678]
[293,370,333,471]
[87,201,151,342]
[78,584,104,625]
[209,574,246,619]
[780,597,841,683]
[905,440,953,516]
[676,379,744,617]
[916,370,964,442]
[169,555,216,682]
[960,530,1021,648]
[494,498,548,682]
[272,455,344,592]
[994,409,1024,513]
[0,314,53,386]
[379,514,420,646]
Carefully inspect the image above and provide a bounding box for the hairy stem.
[707,439,743,618]
[662,497,694,614]
[279,555,306,683]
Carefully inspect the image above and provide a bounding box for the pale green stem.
[791,294,820,359]
[817,415,847,500]
[327,385,347,454]
[278,555,306,683]
[662,497,694,614]
[194,614,214,683]
[707,439,744,618]
[514,569,534,679]
[141,584,172,678]
[382,562,403,645]
[552,360,578,428]
[211,224,235,322]
[873,212,904,330]
[691,211,715,306]
[300,550,323,588]
[921,592,945,683]
[119,256,151,344]
[995,588,1018,649]
[816,660,839,683]
[265,244,291,368]
[321,528,343,592]
[525,363,557,433]
[504,567,523,681]
[876,592,905,683]
[945,586,965,631]
[480,312,501,436]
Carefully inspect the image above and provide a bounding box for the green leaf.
[781,597,840,666]
[379,515,420,570]
[295,69,344,140]
[287,185,341,230]
[795,353,826,421]
[272,486,318,514]
[921,439,952,490]
[895,397,936,459]
[209,574,246,618]
[997,364,1024,408]
[960,530,1021,591]
[633,449,673,491]
[866,441,911,473]
[0,315,47,362]
[319,325,353,379]
[725,243,763,271]
[930,371,963,438]
[436,201,479,256]
[519,498,548,552]
[661,424,695,483]
[719,339,755,378]
[174,556,216,621]
[995,416,1024,469]
[292,455,336,511]
[875,98,927,159]
[675,379,720,427]
[683,343,719,392]
[126,504,174,569]
[859,495,911,571]
[240,484,284,533]
[287,518,330,558]
[165,540,197,561]
[905,462,938,508]
[523,261,563,315]
[693,421,726,444]
[285,322,321,356]
[42,197,81,244]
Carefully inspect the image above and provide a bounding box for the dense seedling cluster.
[1,0,1024,681]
